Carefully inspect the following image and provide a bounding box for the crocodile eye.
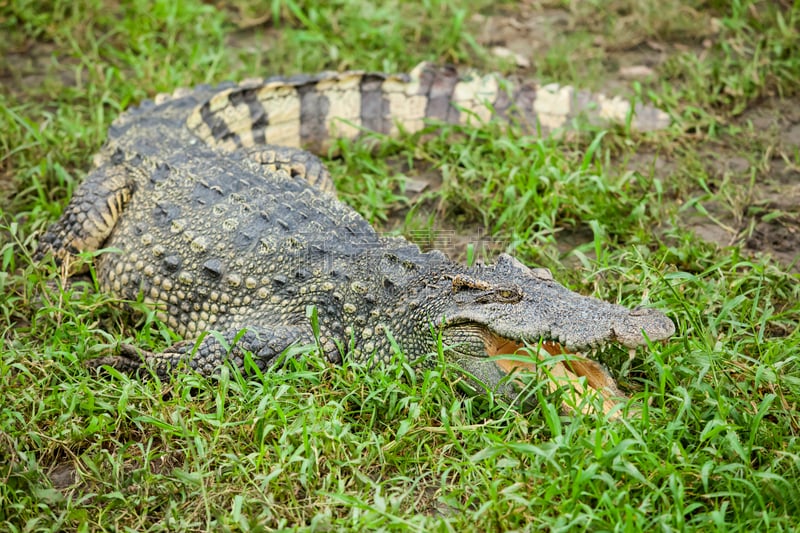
[495,288,523,303]
[474,287,523,304]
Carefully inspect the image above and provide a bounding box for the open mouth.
[483,332,627,417]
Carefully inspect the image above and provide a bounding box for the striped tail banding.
[185,62,670,154]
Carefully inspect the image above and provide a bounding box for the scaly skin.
[36,63,675,412]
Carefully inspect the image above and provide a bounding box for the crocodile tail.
[185,62,670,154]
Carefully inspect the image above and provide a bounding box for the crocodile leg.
[89,324,318,379]
[242,145,334,193]
[35,162,133,272]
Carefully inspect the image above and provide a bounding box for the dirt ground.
[461,3,800,270]
[691,98,800,270]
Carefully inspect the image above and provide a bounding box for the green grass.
[2,0,800,530]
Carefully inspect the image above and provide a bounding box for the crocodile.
[36,63,675,414]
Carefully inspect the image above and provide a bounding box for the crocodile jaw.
[426,253,675,415]
[484,332,627,416]
[444,325,653,417]
[444,331,627,419]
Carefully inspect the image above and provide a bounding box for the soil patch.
[470,3,800,271]
[0,41,81,102]
[682,97,800,271]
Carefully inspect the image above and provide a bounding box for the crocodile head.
[432,254,675,410]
